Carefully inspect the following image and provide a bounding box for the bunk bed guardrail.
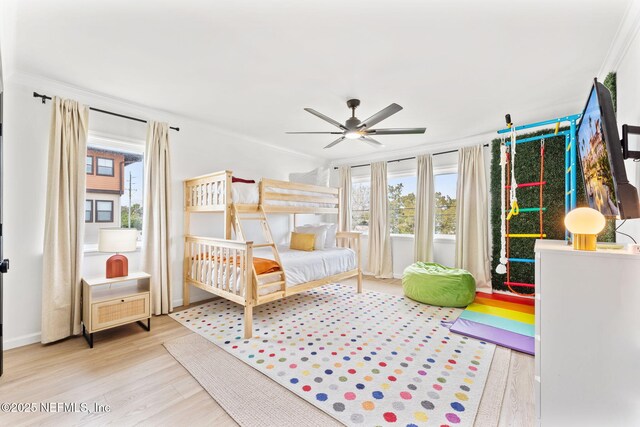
[184,235,255,306]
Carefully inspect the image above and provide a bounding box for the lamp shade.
[564,208,606,235]
[98,228,138,253]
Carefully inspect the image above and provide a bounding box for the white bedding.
[189,246,356,297]
[255,245,356,286]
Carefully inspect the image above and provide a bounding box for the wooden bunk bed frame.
[183,170,362,338]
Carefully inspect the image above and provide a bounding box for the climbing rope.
[507,127,519,220]
[496,138,508,275]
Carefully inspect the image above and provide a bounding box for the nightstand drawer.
[91,293,150,331]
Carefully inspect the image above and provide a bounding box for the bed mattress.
[255,245,357,287]
[189,246,357,297]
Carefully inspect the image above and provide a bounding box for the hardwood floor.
[0,277,534,426]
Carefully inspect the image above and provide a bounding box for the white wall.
[613,28,640,244]
[3,76,323,349]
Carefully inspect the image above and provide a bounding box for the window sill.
[390,233,414,240]
[357,233,456,242]
[84,242,143,255]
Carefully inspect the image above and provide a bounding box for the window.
[351,181,370,232]
[434,173,458,235]
[85,200,93,222]
[86,156,93,174]
[96,157,114,176]
[85,143,144,248]
[95,200,114,223]
[388,175,416,235]
[351,175,417,235]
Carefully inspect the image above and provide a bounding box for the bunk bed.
[183,170,362,338]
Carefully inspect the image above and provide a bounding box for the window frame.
[433,167,458,239]
[84,135,146,253]
[95,200,114,223]
[96,157,115,177]
[387,171,417,236]
[86,156,94,175]
[350,177,371,233]
[85,199,94,223]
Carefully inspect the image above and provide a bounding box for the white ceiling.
[1,0,632,160]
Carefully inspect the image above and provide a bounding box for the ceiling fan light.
[345,131,361,140]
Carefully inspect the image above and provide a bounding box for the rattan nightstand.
[81,272,151,348]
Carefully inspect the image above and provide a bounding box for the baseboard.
[4,332,41,350]
[361,270,401,280]
[173,294,218,310]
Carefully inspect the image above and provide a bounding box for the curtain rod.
[333,143,489,170]
[33,92,180,131]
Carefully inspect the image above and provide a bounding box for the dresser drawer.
[91,293,150,331]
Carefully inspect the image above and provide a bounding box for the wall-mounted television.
[576,78,640,219]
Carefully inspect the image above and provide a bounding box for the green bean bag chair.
[402,262,476,307]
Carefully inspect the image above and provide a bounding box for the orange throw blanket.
[193,254,281,276]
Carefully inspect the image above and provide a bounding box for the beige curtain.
[41,97,89,343]
[368,161,393,278]
[455,145,492,293]
[414,154,435,262]
[142,121,173,314]
[338,165,352,233]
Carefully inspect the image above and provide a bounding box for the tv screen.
[576,79,640,219]
[577,85,618,216]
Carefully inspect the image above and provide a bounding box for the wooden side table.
[81,272,152,348]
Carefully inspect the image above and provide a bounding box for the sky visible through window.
[434,173,456,199]
[123,160,144,207]
[387,174,456,196]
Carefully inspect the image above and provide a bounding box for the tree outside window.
[434,173,457,235]
[351,181,370,232]
[388,176,416,235]
[351,175,417,235]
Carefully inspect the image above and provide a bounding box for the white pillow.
[289,167,330,187]
[306,223,337,248]
[295,225,328,250]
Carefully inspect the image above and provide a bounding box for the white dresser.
[534,240,640,426]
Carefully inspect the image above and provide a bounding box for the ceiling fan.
[286,99,426,149]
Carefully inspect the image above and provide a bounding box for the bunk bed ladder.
[232,205,287,296]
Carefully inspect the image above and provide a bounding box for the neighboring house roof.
[88,147,143,165]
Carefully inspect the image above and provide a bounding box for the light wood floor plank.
[0,276,534,426]
[498,351,536,427]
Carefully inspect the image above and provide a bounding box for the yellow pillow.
[290,232,315,251]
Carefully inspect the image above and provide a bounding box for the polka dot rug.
[170,283,495,426]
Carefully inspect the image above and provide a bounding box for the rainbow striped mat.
[450,293,535,355]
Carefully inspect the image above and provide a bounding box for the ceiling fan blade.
[304,108,347,130]
[367,127,426,135]
[286,131,344,134]
[361,136,384,148]
[324,136,346,149]
[358,103,403,129]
